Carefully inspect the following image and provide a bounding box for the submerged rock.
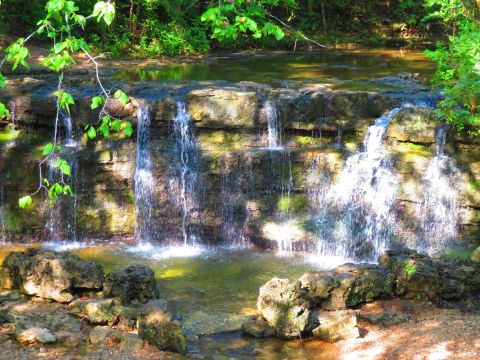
[137,299,187,354]
[241,317,275,338]
[103,265,158,305]
[257,278,311,339]
[1,249,104,303]
[311,310,360,342]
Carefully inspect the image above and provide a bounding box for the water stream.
[312,106,410,261]
[416,126,462,255]
[134,105,155,244]
[171,101,201,246]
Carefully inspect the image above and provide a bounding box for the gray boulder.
[137,299,187,354]
[1,249,104,303]
[311,310,360,342]
[257,278,311,338]
[103,265,158,305]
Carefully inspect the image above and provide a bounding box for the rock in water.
[241,317,275,338]
[103,265,158,305]
[311,311,359,342]
[257,278,311,339]
[137,299,187,354]
[1,249,104,303]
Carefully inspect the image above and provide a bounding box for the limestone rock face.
[137,299,187,354]
[387,107,437,143]
[103,265,158,305]
[257,278,311,339]
[187,88,259,128]
[311,310,360,342]
[1,249,104,303]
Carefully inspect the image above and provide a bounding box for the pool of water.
[114,48,434,91]
[0,243,347,357]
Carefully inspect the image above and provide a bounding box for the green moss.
[277,195,309,215]
[0,129,20,144]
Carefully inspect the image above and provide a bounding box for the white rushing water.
[171,101,200,246]
[416,126,462,256]
[134,105,155,244]
[263,100,283,149]
[61,110,76,147]
[312,106,411,261]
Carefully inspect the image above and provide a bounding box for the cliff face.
[0,76,478,251]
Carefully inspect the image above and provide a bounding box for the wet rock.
[119,333,144,352]
[241,317,275,338]
[89,326,114,345]
[1,249,104,303]
[387,107,437,143]
[137,299,187,354]
[361,311,411,327]
[69,298,117,325]
[104,265,158,305]
[15,325,57,344]
[379,248,441,300]
[311,310,360,342]
[434,258,480,300]
[257,278,311,338]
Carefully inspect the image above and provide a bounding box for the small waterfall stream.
[171,101,201,246]
[61,110,76,147]
[134,105,155,243]
[312,106,410,261]
[263,100,282,149]
[416,127,462,255]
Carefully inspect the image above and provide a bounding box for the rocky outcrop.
[251,248,480,342]
[1,249,104,303]
[387,106,437,143]
[103,265,159,305]
[137,299,187,354]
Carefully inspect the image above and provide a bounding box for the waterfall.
[416,127,462,255]
[171,101,200,245]
[134,105,155,243]
[45,155,79,242]
[312,106,409,261]
[263,100,282,149]
[61,110,76,147]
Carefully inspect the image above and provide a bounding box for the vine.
[0,0,133,208]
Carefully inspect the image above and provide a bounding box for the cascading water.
[45,156,79,242]
[61,109,76,147]
[134,105,155,243]
[263,100,282,149]
[416,126,462,255]
[171,101,201,246]
[312,106,410,261]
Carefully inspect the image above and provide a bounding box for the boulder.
[257,278,311,338]
[379,248,441,300]
[69,298,117,325]
[137,299,187,354]
[89,326,114,345]
[1,249,104,303]
[241,317,275,338]
[103,265,158,305]
[434,258,480,300]
[311,310,360,342]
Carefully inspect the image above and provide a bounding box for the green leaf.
[99,123,110,138]
[43,178,50,187]
[54,159,71,176]
[110,119,122,132]
[114,90,129,106]
[87,126,97,139]
[123,122,133,137]
[63,185,74,196]
[42,143,54,156]
[93,1,115,26]
[91,96,105,110]
[0,103,10,119]
[19,196,32,209]
[0,73,5,89]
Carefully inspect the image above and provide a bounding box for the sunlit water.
[114,49,433,91]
